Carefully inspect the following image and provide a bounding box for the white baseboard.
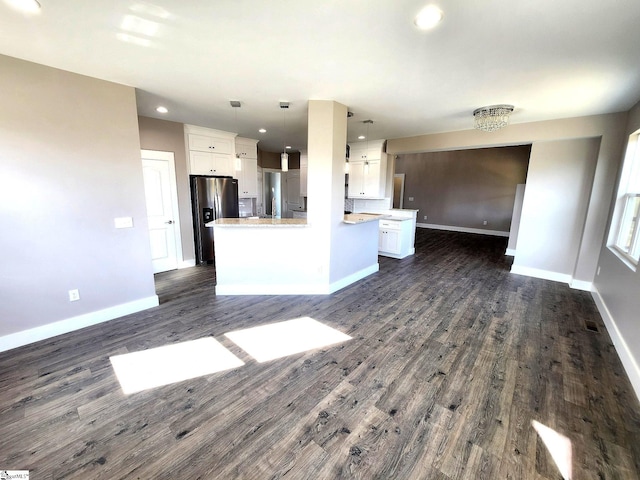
[215,284,326,295]
[569,279,593,291]
[592,288,640,402]
[0,296,159,353]
[216,264,379,296]
[328,264,379,293]
[179,259,196,269]
[379,249,414,259]
[510,265,593,292]
[417,223,509,237]
[510,265,573,284]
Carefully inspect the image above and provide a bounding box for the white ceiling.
[2,0,640,152]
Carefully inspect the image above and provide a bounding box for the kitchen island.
[211,213,383,295]
[212,100,383,296]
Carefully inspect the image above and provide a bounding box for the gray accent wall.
[395,146,531,232]
[0,55,157,339]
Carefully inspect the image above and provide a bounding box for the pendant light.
[345,112,354,173]
[280,102,289,172]
[231,100,242,171]
[345,144,350,174]
[363,120,373,175]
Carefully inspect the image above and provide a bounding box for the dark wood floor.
[1,229,639,479]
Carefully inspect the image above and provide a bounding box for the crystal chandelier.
[473,105,514,132]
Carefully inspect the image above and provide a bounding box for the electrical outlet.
[408,197,414,201]
[68,289,80,302]
[424,215,428,220]
[483,220,488,225]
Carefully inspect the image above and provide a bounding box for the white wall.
[0,55,157,350]
[593,99,640,397]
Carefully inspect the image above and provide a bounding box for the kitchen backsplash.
[351,197,392,212]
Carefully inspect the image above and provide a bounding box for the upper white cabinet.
[235,137,258,159]
[190,151,233,176]
[349,140,384,162]
[185,125,236,177]
[234,137,259,197]
[348,159,383,198]
[347,139,387,199]
[188,133,233,155]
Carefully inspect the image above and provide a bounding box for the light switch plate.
[114,217,134,229]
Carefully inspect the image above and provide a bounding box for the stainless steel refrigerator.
[190,175,239,264]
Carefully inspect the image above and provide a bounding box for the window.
[610,129,640,267]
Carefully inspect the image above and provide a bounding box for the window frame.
[609,130,640,269]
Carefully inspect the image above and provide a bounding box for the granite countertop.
[207,218,308,228]
[343,213,387,224]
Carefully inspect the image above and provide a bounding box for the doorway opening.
[393,173,405,209]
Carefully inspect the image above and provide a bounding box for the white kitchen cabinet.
[189,151,234,176]
[349,141,384,162]
[188,133,233,155]
[348,159,384,198]
[234,137,259,197]
[379,218,413,258]
[235,138,258,159]
[185,125,237,176]
[347,139,386,199]
[237,157,258,196]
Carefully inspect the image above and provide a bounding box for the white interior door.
[141,150,182,273]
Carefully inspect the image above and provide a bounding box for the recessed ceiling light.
[286,146,292,150]
[116,32,152,47]
[358,135,366,140]
[5,0,41,14]
[415,5,443,30]
[156,106,168,113]
[121,14,159,37]
[258,128,267,133]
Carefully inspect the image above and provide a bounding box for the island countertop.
[207,218,308,228]
[343,213,388,224]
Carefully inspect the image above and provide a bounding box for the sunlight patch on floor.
[225,317,352,363]
[532,420,573,479]
[110,337,244,394]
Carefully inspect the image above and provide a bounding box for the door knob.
[165,220,174,224]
